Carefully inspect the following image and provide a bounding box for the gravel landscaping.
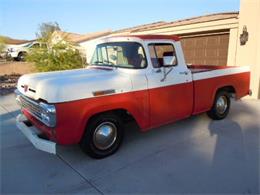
[0,74,20,95]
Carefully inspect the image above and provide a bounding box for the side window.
[31,43,40,48]
[148,43,177,68]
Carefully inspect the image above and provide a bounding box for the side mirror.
[163,56,177,66]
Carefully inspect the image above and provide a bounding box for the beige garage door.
[180,33,229,66]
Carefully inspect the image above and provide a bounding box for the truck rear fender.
[214,86,236,98]
[207,85,236,110]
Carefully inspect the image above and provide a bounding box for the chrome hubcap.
[93,122,117,150]
[216,95,228,114]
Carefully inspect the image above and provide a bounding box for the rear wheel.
[80,113,124,159]
[207,91,231,120]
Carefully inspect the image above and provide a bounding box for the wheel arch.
[77,106,144,144]
[18,51,27,56]
[86,108,138,127]
[215,85,236,98]
[210,85,236,109]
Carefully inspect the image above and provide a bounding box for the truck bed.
[186,64,250,115]
[187,65,232,74]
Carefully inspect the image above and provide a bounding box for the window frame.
[148,43,178,68]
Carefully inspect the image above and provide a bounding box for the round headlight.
[41,112,50,124]
[39,102,56,127]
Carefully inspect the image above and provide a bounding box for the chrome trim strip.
[93,89,116,96]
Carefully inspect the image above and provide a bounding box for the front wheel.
[207,91,231,120]
[80,113,124,159]
[17,52,26,61]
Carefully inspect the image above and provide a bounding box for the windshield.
[24,43,33,47]
[90,42,147,69]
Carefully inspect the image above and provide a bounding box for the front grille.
[19,95,43,121]
[15,89,56,127]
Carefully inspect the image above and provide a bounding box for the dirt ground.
[0,61,35,75]
[0,61,35,95]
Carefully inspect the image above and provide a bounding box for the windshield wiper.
[93,61,105,65]
[92,60,117,68]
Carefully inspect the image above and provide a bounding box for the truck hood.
[17,67,133,103]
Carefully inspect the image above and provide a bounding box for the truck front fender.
[55,90,149,145]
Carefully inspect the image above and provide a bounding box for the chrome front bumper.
[16,114,56,154]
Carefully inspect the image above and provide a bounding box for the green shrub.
[26,41,85,72]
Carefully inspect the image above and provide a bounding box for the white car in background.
[7,42,44,61]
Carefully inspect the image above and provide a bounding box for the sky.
[0,0,240,40]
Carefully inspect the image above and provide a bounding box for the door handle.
[179,71,189,75]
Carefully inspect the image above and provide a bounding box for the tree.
[36,22,61,42]
[26,22,85,72]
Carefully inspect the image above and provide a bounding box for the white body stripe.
[192,66,250,81]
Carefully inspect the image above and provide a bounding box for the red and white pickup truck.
[16,35,251,158]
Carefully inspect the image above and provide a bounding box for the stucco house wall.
[235,0,260,99]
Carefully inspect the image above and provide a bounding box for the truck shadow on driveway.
[207,120,259,193]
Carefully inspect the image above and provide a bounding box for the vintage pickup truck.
[15,35,251,158]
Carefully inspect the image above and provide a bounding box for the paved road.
[1,94,259,194]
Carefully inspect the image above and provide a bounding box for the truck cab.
[89,35,193,128]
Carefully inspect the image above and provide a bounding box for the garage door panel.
[206,37,219,46]
[181,33,229,66]
[195,38,207,47]
[219,49,228,56]
[219,60,227,65]
[207,59,219,65]
[194,49,205,57]
[206,49,218,57]
[220,35,229,43]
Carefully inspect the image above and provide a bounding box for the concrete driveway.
[1,93,259,194]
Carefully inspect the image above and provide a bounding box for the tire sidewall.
[213,91,231,119]
[18,52,26,61]
[81,114,124,159]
